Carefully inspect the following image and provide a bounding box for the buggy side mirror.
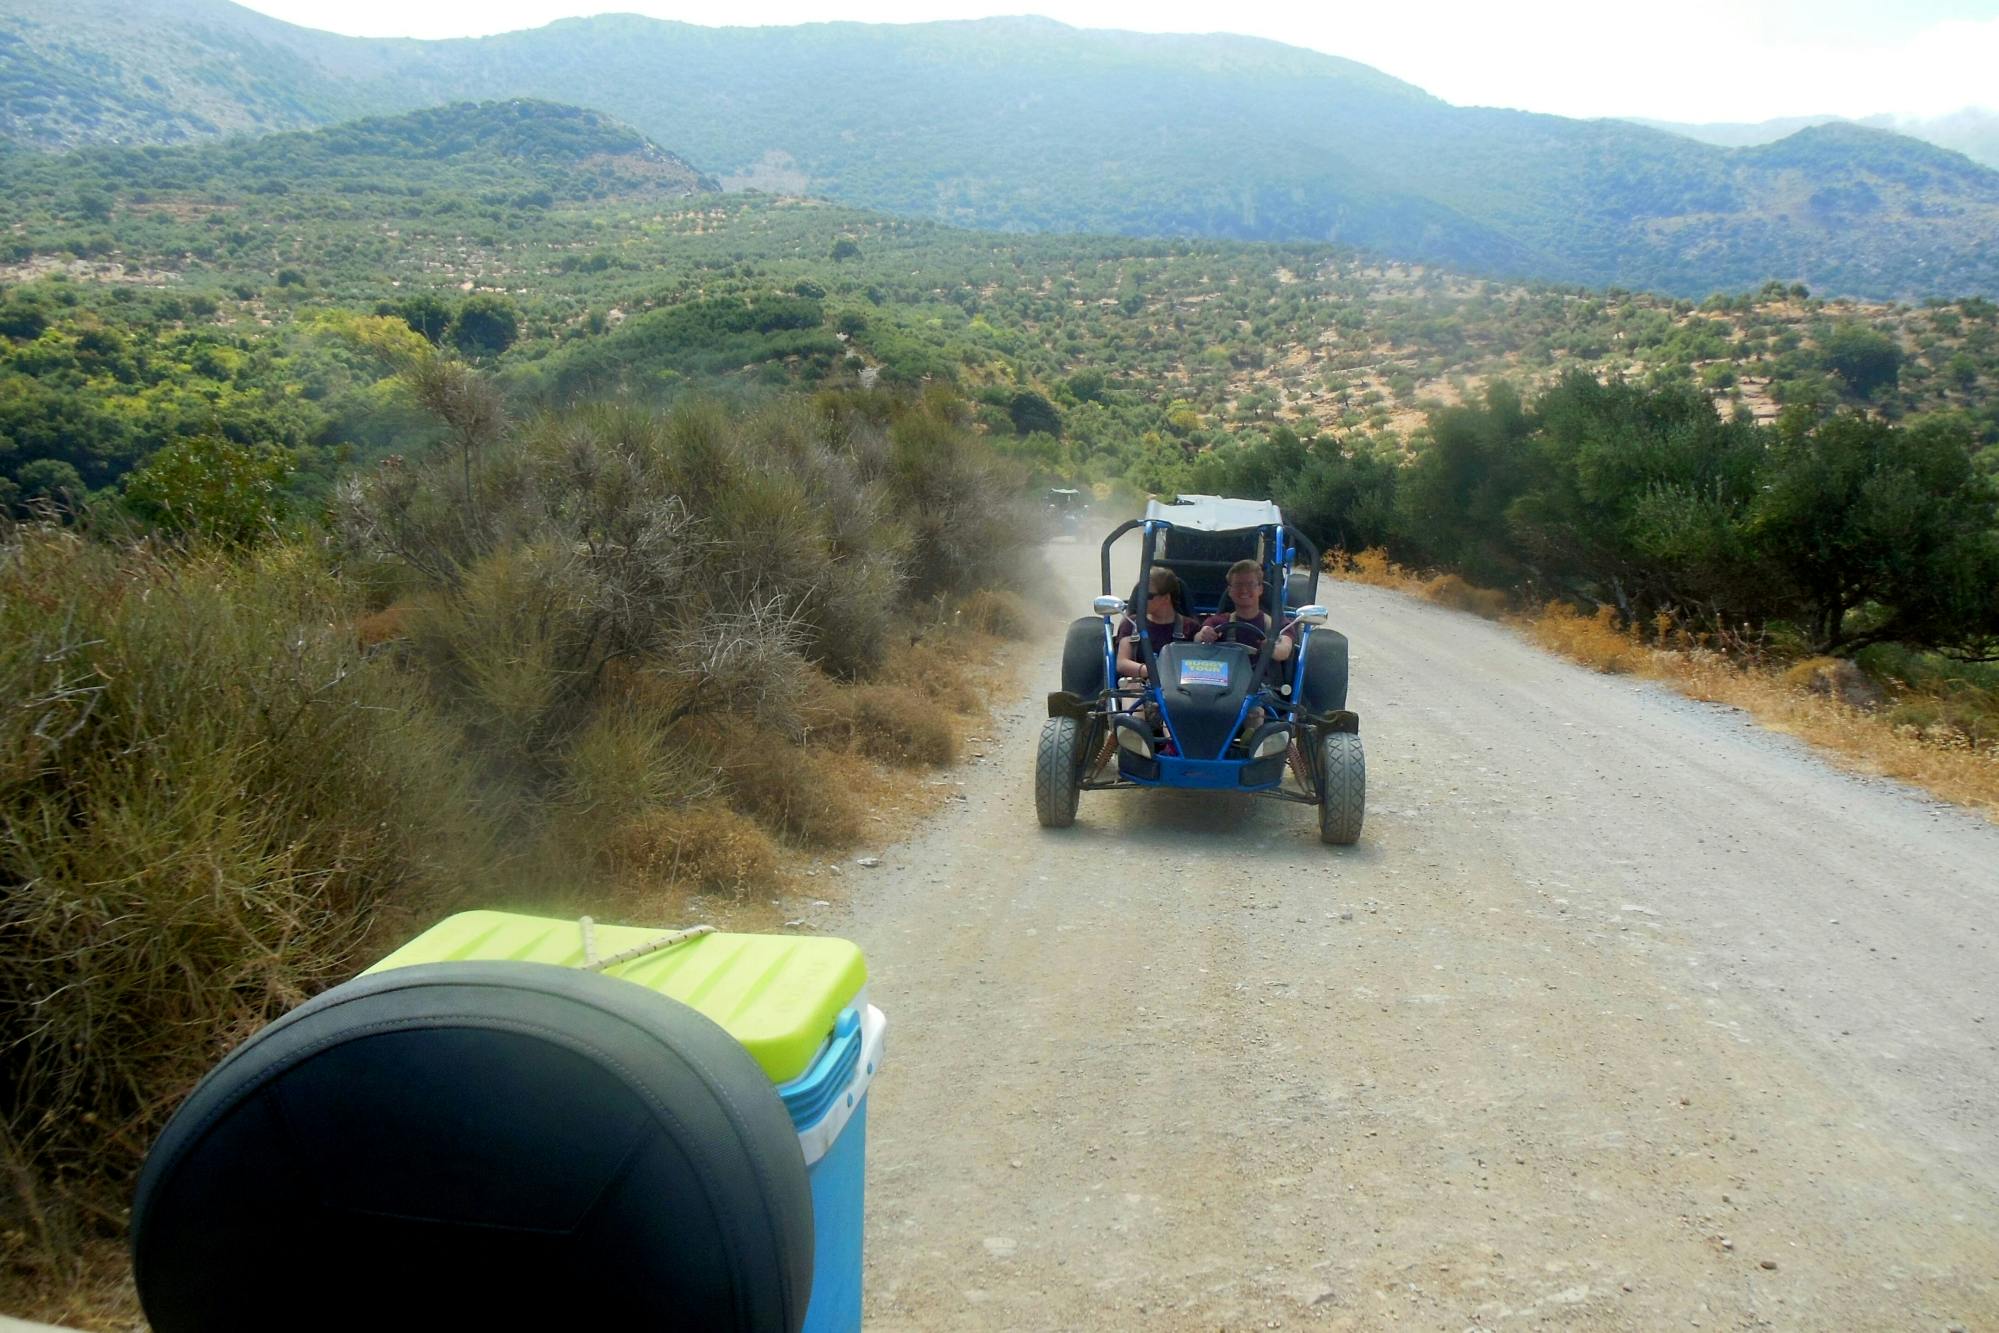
[1292,604,1329,626]
[1093,595,1127,617]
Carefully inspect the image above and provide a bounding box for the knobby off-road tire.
[1035,715,1083,828]
[1061,616,1106,699]
[1318,731,1365,845]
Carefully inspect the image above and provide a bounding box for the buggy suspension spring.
[1286,740,1313,790]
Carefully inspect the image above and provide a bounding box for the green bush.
[0,531,486,1258]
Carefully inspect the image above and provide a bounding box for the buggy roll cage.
[1095,513,1322,703]
[1073,511,1331,800]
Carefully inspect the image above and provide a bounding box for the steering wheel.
[1216,619,1267,650]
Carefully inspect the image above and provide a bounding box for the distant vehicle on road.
[1035,494,1365,844]
[1046,487,1087,540]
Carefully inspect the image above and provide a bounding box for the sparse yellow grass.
[822,682,960,767]
[603,803,781,899]
[1328,548,1999,819]
[1521,602,1656,676]
[957,587,1034,640]
[680,711,869,848]
[1336,548,1511,618]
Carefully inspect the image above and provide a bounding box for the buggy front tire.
[1318,731,1365,845]
[1035,716,1083,828]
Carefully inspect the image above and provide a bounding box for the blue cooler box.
[782,996,887,1332]
[368,911,887,1332]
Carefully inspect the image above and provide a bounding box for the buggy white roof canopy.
[1144,494,1284,532]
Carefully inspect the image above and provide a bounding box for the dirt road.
[827,539,1999,1331]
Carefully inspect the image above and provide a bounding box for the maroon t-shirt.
[1116,615,1192,661]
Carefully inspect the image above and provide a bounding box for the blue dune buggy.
[1034,495,1364,844]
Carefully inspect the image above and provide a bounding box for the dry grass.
[680,712,868,847]
[602,803,782,898]
[1328,547,1999,819]
[1335,547,1510,618]
[1667,653,1999,817]
[819,682,959,767]
[957,587,1034,639]
[1520,603,1653,675]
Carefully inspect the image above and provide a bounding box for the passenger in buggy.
[1114,566,1196,683]
[1113,566,1196,752]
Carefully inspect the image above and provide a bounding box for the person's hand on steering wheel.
[1215,619,1267,650]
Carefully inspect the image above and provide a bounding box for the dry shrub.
[602,803,779,897]
[353,599,414,649]
[548,705,718,850]
[1335,547,1407,587]
[958,587,1033,639]
[815,682,957,767]
[1329,548,1508,617]
[1418,573,1510,619]
[680,713,866,847]
[1780,656,1886,710]
[1520,604,1652,675]
[0,530,486,1266]
[873,634,980,710]
[1660,662,1999,817]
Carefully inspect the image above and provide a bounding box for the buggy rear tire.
[1318,731,1365,845]
[1060,616,1106,698]
[1035,716,1083,828]
[1298,630,1349,713]
[1286,567,1317,614]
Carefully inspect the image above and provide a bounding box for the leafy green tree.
[1393,382,1534,581]
[13,458,87,511]
[383,294,454,345]
[0,297,49,341]
[1007,389,1061,437]
[1065,368,1107,403]
[451,295,521,358]
[1819,323,1902,399]
[1507,373,1768,618]
[122,435,293,546]
[1750,412,1999,653]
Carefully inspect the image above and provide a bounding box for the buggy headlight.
[1252,731,1290,759]
[1114,724,1155,759]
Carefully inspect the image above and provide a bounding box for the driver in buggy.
[1193,559,1297,734]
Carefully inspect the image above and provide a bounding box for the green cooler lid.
[365,910,868,1084]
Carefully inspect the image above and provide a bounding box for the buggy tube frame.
[1066,510,1335,806]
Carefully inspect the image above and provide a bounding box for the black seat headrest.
[132,961,815,1333]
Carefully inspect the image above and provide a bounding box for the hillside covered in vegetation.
[6,0,1999,299]
[5,100,1997,516]
[2,91,1997,1325]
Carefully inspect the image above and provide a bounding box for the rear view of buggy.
[1033,495,1365,844]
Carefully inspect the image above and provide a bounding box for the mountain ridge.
[5,1,1998,298]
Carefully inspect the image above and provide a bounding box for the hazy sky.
[233,0,1999,124]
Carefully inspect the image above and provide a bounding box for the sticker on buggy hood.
[1179,658,1231,687]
